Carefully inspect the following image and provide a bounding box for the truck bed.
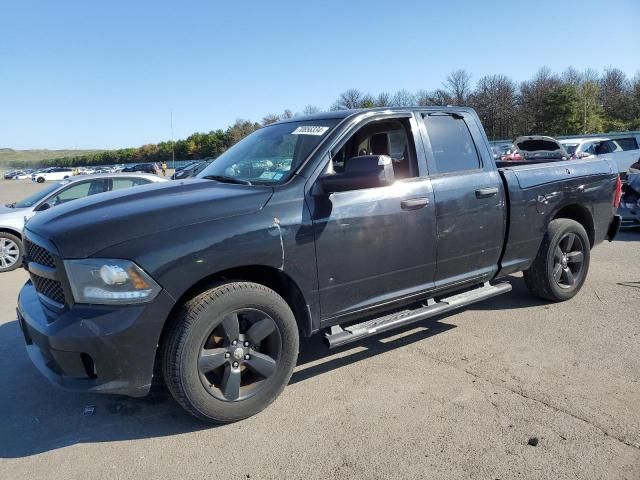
[496,157,618,278]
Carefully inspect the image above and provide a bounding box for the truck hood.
[25,179,274,258]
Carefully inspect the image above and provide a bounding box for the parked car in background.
[619,166,640,229]
[559,136,640,174]
[4,170,18,180]
[175,160,201,172]
[500,148,523,162]
[122,163,160,174]
[508,136,569,163]
[12,170,35,180]
[559,138,607,159]
[171,160,211,180]
[0,173,167,272]
[32,167,74,183]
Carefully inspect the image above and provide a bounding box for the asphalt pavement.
[1,179,638,479]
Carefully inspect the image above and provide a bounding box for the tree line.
[32,66,640,168]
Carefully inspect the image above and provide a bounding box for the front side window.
[331,118,418,180]
[48,179,107,206]
[198,119,340,185]
[423,114,481,174]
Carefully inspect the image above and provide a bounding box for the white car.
[32,167,74,183]
[560,136,640,173]
[14,171,34,180]
[0,173,167,272]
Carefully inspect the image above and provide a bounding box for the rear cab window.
[421,113,481,174]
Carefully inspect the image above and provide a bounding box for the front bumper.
[17,280,174,397]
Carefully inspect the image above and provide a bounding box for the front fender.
[94,210,285,302]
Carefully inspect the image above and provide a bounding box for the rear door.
[418,111,506,287]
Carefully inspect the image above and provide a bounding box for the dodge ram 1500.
[17,107,622,423]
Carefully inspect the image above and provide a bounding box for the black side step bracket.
[324,282,511,349]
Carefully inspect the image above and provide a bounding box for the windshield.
[562,144,578,155]
[13,182,64,208]
[198,119,339,184]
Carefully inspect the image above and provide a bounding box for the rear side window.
[112,177,151,190]
[423,114,481,174]
[614,137,639,151]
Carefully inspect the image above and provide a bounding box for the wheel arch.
[157,265,312,357]
[551,204,595,247]
[0,227,22,240]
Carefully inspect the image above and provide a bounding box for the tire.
[523,218,590,302]
[0,232,24,273]
[162,282,299,423]
[37,177,44,183]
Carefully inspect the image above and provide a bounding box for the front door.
[308,114,437,320]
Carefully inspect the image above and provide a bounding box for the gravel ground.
[1,179,639,479]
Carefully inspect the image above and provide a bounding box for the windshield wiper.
[202,175,252,185]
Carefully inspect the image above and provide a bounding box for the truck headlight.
[64,259,161,305]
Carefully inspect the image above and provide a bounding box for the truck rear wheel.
[162,282,299,423]
[523,218,590,302]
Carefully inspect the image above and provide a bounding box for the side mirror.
[319,155,395,193]
[36,202,52,212]
[575,151,590,159]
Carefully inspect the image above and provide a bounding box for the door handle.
[401,197,429,210]
[475,187,499,198]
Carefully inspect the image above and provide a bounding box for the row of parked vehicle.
[491,132,640,175]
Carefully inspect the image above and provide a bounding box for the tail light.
[613,175,622,209]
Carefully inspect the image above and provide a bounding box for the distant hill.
[0,148,106,167]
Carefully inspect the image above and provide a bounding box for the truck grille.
[31,276,66,305]
[24,237,66,308]
[24,239,56,268]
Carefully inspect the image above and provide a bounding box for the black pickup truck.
[17,107,622,423]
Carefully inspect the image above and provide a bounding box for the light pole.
[170,109,175,169]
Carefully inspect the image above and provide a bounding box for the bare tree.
[562,66,581,86]
[444,69,472,104]
[330,89,364,110]
[261,114,280,126]
[600,68,633,125]
[302,105,320,115]
[518,67,562,134]
[415,89,451,106]
[392,89,415,107]
[375,92,392,107]
[360,93,376,108]
[470,75,517,139]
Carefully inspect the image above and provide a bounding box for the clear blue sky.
[1,0,638,150]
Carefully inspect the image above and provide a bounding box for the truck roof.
[274,106,477,125]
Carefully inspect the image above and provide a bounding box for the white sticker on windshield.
[291,126,330,136]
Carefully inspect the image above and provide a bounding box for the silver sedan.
[0,173,167,272]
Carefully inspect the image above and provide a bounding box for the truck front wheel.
[161,281,299,423]
[524,218,590,302]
